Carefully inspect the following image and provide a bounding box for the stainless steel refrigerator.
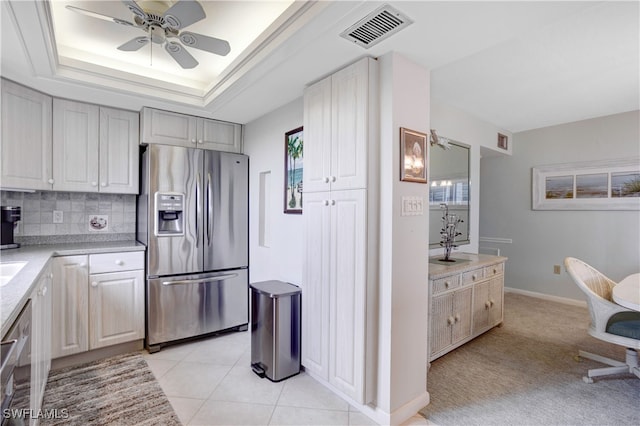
[137,144,249,352]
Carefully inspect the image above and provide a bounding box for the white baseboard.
[505,286,587,308]
[304,369,430,425]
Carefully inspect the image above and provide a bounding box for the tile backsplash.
[1,191,137,244]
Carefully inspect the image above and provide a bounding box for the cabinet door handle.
[191,139,197,144]
[91,182,97,187]
[198,139,203,144]
[80,262,87,268]
[331,176,336,182]
[485,300,491,309]
[454,314,460,322]
[91,281,98,287]
[493,268,498,274]
[324,177,330,183]
[472,274,477,281]
[330,200,336,206]
[48,178,54,184]
[444,281,450,288]
[490,299,495,307]
[40,286,48,296]
[323,200,329,206]
[115,260,124,266]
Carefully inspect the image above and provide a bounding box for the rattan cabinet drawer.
[432,275,461,295]
[462,268,484,285]
[484,263,504,278]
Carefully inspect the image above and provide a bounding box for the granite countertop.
[1,241,145,337]
[428,252,508,280]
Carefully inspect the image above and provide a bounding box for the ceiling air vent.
[340,4,413,49]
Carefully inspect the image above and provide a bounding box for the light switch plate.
[401,196,424,216]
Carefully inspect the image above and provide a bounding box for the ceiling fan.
[65,0,230,69]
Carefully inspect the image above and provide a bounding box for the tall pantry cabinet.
[302,57,378,404]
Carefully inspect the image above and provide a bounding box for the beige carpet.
[420,292,640,426]
[39,352,180,425]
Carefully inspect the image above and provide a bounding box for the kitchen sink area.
[0,261,27,287]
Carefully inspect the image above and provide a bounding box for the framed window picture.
[532,158,640,210]
[284,126,303,214]
[400,127,428,183]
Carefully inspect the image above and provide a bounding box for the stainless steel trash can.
[250,280,301,382]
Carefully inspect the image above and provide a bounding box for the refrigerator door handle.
[162,273,238,286]
[196,172,201,248]
[207,172,213,246]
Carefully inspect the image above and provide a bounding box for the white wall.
[479,110,640,300]
[430,101,513,257]
[376,52,430,422]
[243,98,304,285]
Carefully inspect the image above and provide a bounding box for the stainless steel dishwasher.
[1,299,32,425]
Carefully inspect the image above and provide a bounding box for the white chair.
[564,257,640,383]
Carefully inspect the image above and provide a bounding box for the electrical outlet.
[53,210,63,224]
[553,264,561,275]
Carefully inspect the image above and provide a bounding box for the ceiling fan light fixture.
[149,25,166,44]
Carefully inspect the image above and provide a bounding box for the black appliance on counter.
[1,206,21,250]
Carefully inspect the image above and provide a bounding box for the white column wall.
[243,98,305,285]
[376,52,430,422]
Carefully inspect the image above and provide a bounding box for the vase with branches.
[439,203,463,262]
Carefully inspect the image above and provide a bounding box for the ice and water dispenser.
[154,192,184,236]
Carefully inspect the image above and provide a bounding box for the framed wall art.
[532,157,640,210]
[284,126,303,214]
[400,127,428,183]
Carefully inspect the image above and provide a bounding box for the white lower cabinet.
[428,255,506,361]
[302,189,367,402]
[51,255,89,357]
[89,269,144,349]
[51,251,144,359]
[30,263,52,425]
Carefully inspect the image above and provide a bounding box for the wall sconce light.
[430,129,451,149]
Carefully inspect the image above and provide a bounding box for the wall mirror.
[429,139,470,248]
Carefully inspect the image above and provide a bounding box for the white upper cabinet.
[141,107,242,153]
[53,99,139,194]
[303,76,332,193]
[1,79,53,190]
[99,107,139,193]
[140,108,196,146]
[303,58,373,193]
[199,117,242,152]
[53,99,100,192]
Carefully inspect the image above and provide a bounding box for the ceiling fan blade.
[163,0,206,30]
[178,32,230,56]
[165,42,198,69]
[117,37,150,51]
[65,5,135,27]
[121,0,146,20]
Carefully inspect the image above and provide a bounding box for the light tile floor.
[143,330,429,426]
